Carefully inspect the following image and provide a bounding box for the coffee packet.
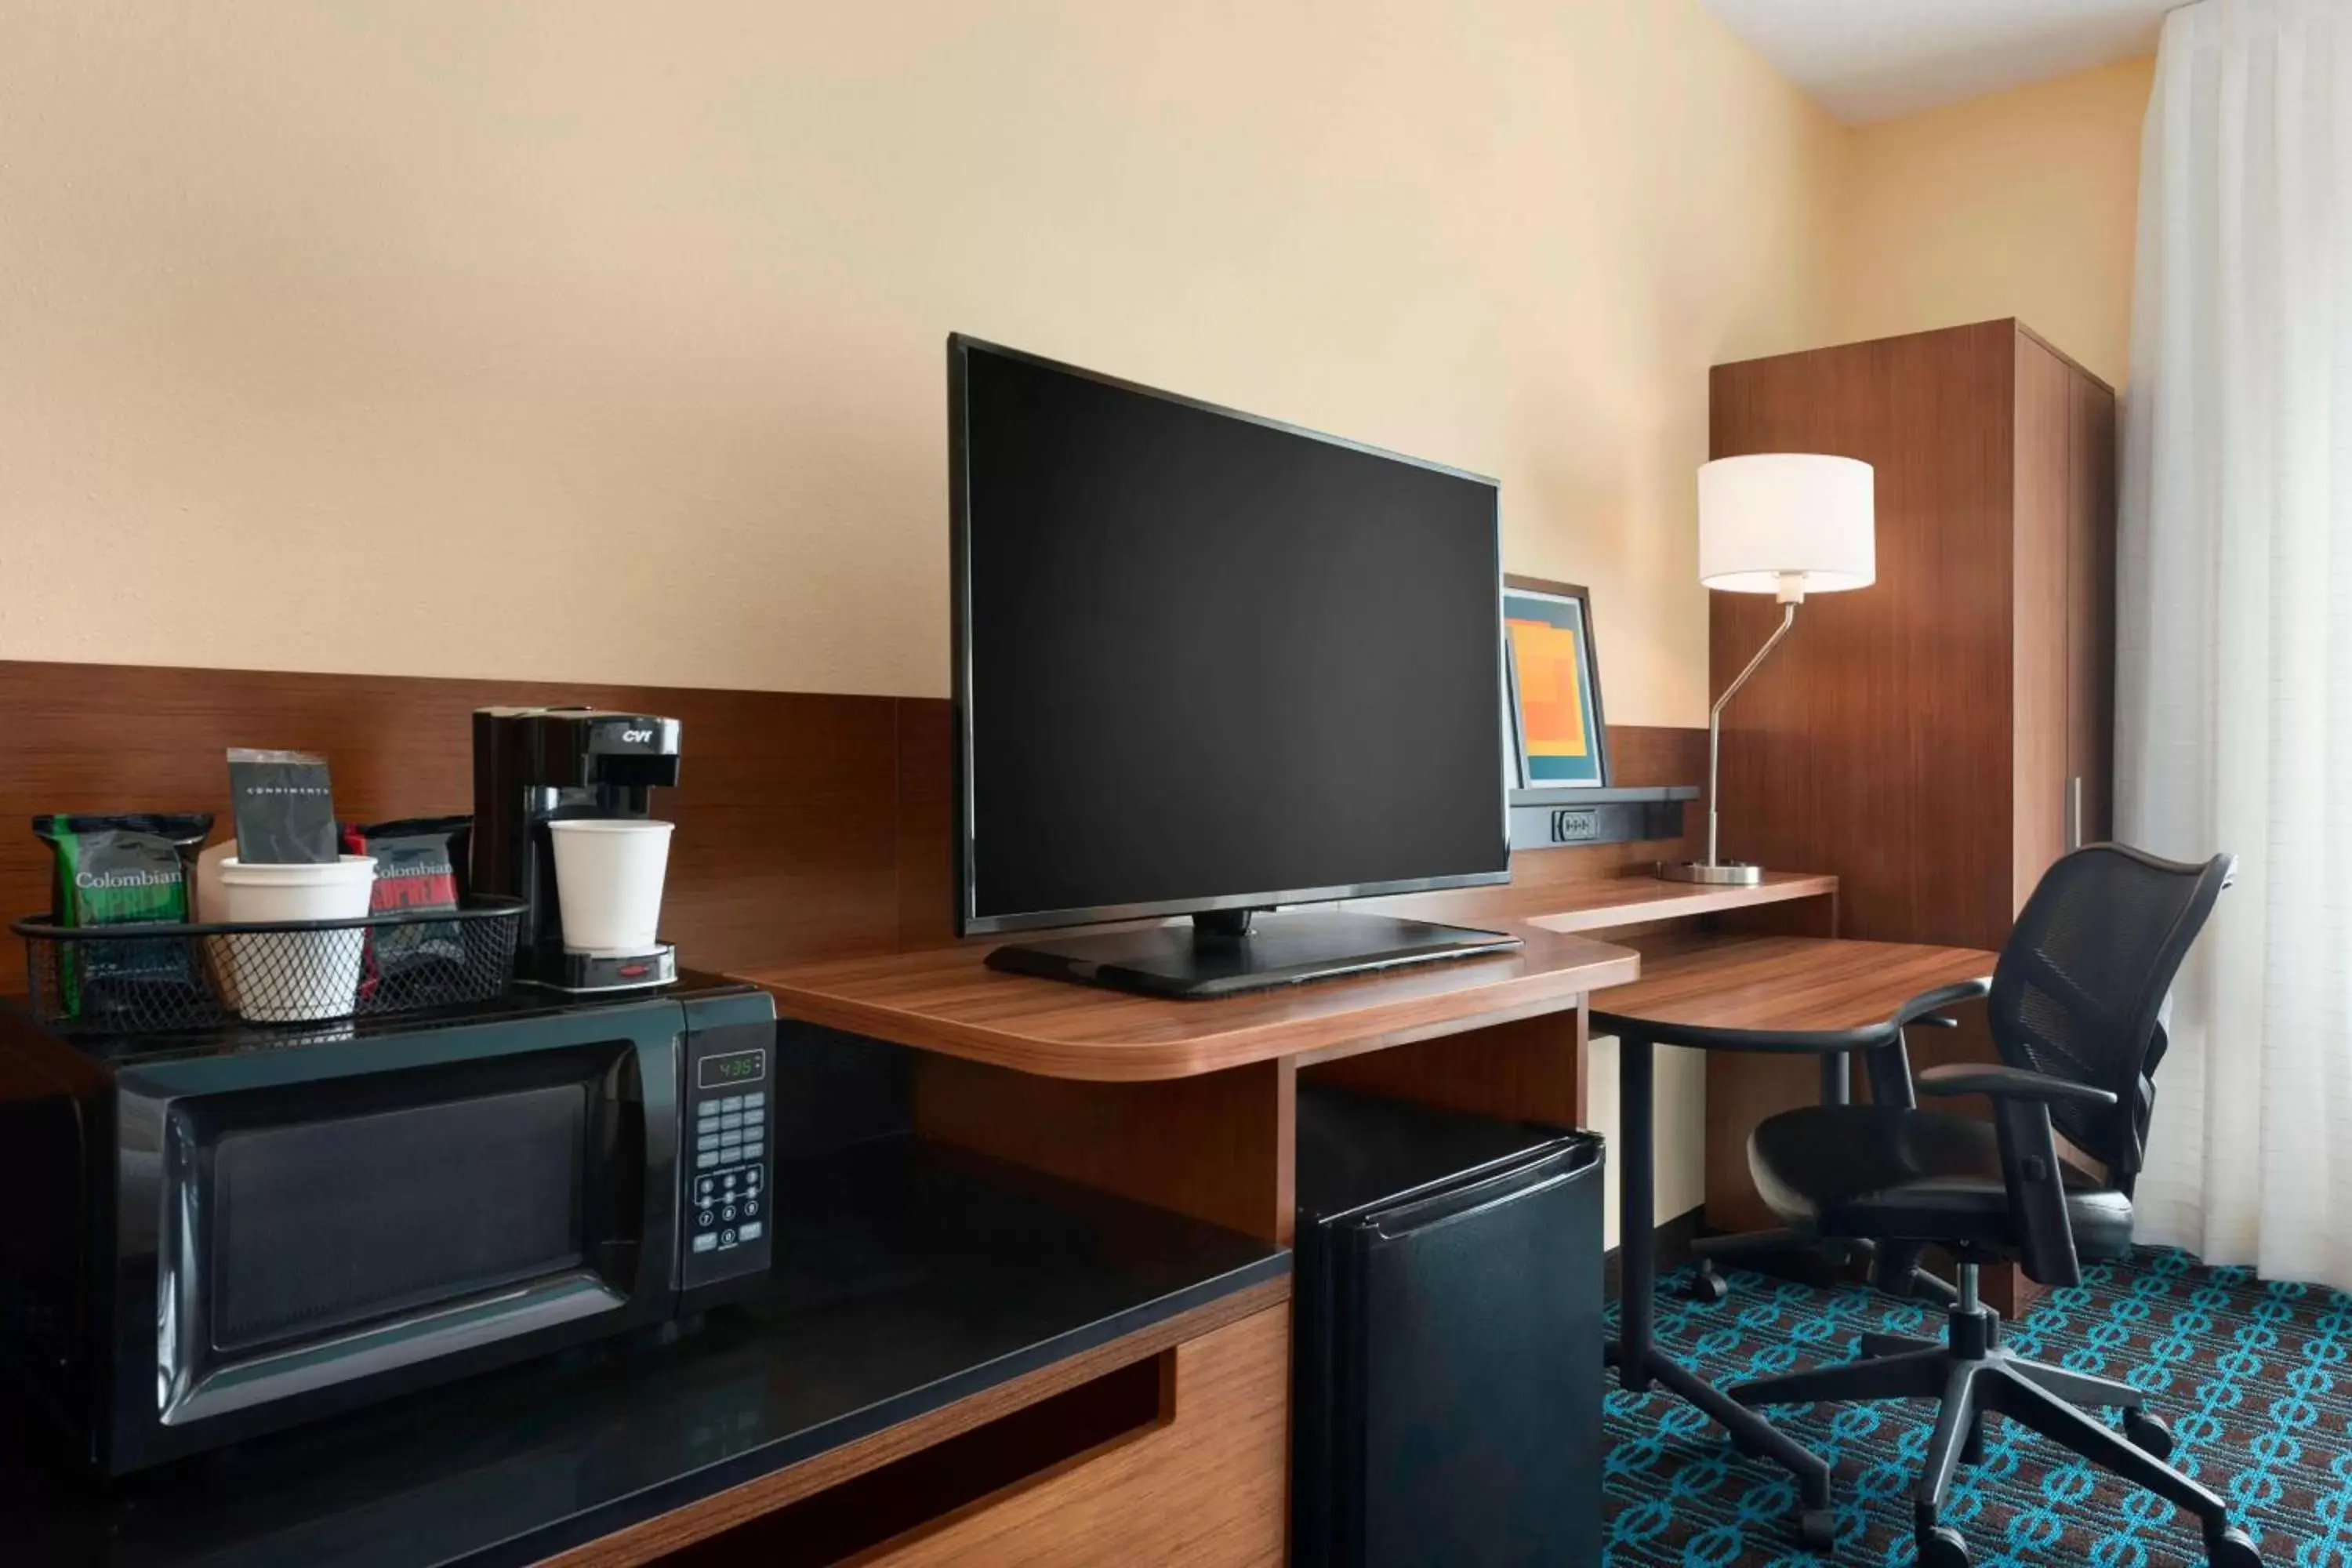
[340,816,472,986]
[227,750,339,865]
[32,813,213,1020]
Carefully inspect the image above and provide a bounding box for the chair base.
[1728,1295,2258,1565]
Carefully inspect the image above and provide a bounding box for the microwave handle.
[162,1272,626,1427]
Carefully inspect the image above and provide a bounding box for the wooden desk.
[1592,934,1997,1548]
[724,875,1846,1564]
[735,879,1846,1250]
[736,924,1639,1083]
[1595,934,1995,1044]
[736,923,1637,1251]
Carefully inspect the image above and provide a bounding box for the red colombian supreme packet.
[339,816,472,987]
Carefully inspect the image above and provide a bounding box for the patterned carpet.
[1602,1250,2351,1566]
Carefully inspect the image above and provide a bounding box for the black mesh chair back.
[1988,844,2234,1192]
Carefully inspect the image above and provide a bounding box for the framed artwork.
[1503,575,1610,789]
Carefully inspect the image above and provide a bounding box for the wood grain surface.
[1301,1003,1590,1127]
[1702,321,2114,1312]
[735,924,1638,1082]
[2067,365,2118,850]
[0,660,933,985]
[1709,319,2024,953]
[2014,335,2074,924]
[1367,869,1837,935]
[0,659,1699,991]
[849,1300,1290,1568]
[911,1055,1297,1243]
[1592,934,1994,1045]
[535,1279,1290,1568]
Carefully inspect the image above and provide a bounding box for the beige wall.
[1836,57,2154,389]
[0,8,2151,1234]
[0,0,1844,721]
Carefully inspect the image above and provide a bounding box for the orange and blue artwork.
[1504,585,1606,786]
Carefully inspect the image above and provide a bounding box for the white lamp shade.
[1697,453,1875,595]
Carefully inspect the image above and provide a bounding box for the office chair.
[1682,1025,1961,1308]
[1724,844,2258,1568]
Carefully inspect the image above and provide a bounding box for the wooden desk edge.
[1360,869,1838,935]
[739,940,1641,1082]
[729,873,1843,1082]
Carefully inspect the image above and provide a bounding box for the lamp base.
[1657,859,1765,887]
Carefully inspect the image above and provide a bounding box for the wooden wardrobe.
[1701,320,2118,1283]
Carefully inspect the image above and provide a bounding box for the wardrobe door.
[2013,335,2075,913]
[1709,319,2020,950]
[2067,371,2118,849]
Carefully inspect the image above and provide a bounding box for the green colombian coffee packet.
[33,813,213,1020]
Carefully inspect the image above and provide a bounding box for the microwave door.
[159,1084,626,1425]
[107,1005,684,1472]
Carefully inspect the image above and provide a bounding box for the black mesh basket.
[13,898,525,1034]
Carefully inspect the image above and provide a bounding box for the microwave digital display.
[696,1047,768,1091]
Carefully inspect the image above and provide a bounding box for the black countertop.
[4,1136,1290,1568]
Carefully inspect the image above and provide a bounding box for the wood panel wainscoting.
[0,659,1699,983]
[0,659,930,985]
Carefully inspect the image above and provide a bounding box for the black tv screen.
[951,336,1509,935]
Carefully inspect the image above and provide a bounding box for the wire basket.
[13,898,525,1034]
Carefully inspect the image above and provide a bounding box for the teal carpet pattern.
[1602,1250,2351,1566]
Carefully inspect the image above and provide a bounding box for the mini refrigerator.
[1292,1084,1605,1568]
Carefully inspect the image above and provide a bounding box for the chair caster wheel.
[1687,1265,1731,1305]
[2207,1525,2262,1568]
[2125,1409,2174,1460]
[1917,1524,1970,1568]
[1798,1507,1836,1552]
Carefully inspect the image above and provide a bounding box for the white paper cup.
[196,840,239,1007]
[216,855,378,1022]
[548,820,673,954]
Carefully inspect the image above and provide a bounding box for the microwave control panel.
[681,1024,776,1294]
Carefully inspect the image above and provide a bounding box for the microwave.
[0,975,777,1475]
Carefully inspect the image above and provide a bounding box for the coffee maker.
[473,706,683,991]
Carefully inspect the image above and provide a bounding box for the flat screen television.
[949,336,1517,996]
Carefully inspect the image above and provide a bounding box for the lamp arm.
[1704,601,1798,867]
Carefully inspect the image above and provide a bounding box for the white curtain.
[2118,0,2352,1288]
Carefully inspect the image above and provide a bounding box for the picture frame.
[1502,575,1610,789]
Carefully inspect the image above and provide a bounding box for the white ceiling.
[1700,0,2176,123]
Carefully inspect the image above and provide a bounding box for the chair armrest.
[1918,1066,2098,1288]
[1915,1062,2118,1109]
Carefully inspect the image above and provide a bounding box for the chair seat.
[1748,1105,2135,1261]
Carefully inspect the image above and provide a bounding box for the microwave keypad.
[690,1091,768,1254]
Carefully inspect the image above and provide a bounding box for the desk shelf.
[1361,869,1838,934]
